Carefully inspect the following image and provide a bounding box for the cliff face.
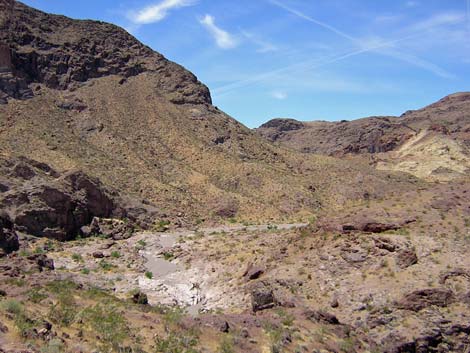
[0,0,211,104]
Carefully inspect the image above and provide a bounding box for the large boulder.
[0,213,18,256]
[396,288,455,311]
[251,283,276,312]
[0,157,116,240]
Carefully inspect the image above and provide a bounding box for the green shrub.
[71,253,83,262]
[1,300,37,338]
[40,339,64,353]
[145,271,153,279]
[48,292,77,327]
[27,288,47,303]
[154,330,199,353]
[218,335,234,353]
[99,260,115,271]
[1,299,23,315]
[163,252,175,261]
[82,304,129,351]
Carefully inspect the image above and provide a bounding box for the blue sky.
[22,0,470,127]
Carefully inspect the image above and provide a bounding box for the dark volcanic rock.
[27,253,54,271]
[0,212,19,256]
[132,291,148,305]
[251,283,276,312]
[258,119,305,135]
[396,288,455,311]
[243,263,266,280]
[0,157,116,240]
[0,0,211,105]
[256,93,470,158]
[396,249,418,269]
[305,310,340,325]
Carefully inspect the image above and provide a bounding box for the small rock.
[132,291,148,305]
[396,249,418,269]
[240,327,250,338]
[251,284,276,312]
[305,310,340,325]
[330,296,339,308]
[243,263,265,280]
[220,321,230,333]
[93,251,105,258]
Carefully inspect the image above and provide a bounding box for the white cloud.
[271,91,288,100]
[199,15,238,49]
[128,0,196,24]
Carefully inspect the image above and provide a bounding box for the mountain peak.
[0,0,211,105]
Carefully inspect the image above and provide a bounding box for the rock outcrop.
[0,0,211,105]
[0,157,118,240]
[0,212,18,256]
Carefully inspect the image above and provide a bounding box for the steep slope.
[0,0,419,225]
[257,93,470,181]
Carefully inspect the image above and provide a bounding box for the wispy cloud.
[128,0,196,25]
[271,91,288,100]
[409,12,465,32]
[213,33,419,97]
[269,1,459,79]
[378,48,455,78]
[199,14,238,49]
[405,1,419,8]
[269,0,356,42]
[241,31,278,53]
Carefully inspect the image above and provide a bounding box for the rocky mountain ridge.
[0,0,211,105]
[257,93,470,180]
[0,0,418,227]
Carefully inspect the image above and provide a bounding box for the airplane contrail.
[213,32,422,97]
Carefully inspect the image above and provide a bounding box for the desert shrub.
[99,260,115,271]
[1,299,37,338]
[82,304,129,352]
[48,292,77,327]
[218,335,234,353]
[27,288,47,303]
[40,339,64,353]
[154,329,199,353]
[71,253,83,262]
[340,337,356,353]
[46,280,77,294]
[136,239,147,250]
[81,268,90,275]
[163,252,175,261]
[145,271,153,279]
[1,299,23,315]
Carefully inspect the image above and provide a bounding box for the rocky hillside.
[0,0,419,227]
[257,93,470,180]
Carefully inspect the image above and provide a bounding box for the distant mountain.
[257,93,470,181]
